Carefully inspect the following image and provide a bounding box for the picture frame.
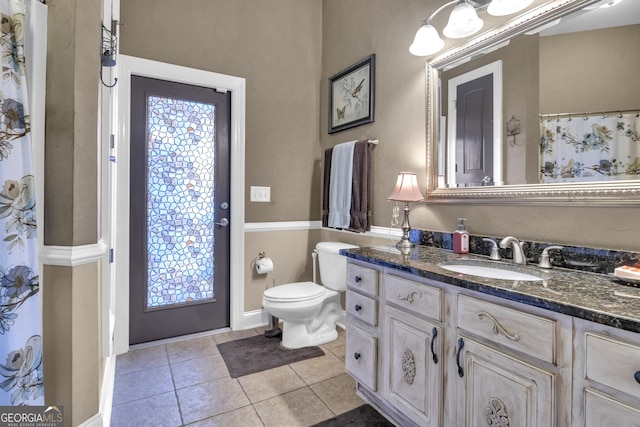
[328,54,375,134]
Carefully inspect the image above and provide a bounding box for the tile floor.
[110,327,367,427]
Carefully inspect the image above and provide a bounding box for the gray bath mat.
[311,405,395,427]
[217,334,324,378]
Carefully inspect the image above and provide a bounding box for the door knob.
[215,218,229,227]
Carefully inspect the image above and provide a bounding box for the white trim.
[242,309,270,329]
[447,60,503,187]
[39,241,108,267]
[244,221,322,232]
[113,56,246,355]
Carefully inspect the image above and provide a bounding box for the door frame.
[113,55,246,354]
[446,60,503,187]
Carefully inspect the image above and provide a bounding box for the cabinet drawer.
[346,324,378,391]
[347,263,378,297]
[586,333,640,397]
[457,295,556,364]
[346,291,378,327]
[584,388,640,427]
[384,274,442,321]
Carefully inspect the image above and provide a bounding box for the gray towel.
[328,140,356,228]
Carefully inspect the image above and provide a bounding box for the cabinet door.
[456,337,555,427]
[385,307,442,426]
[345,322,378,391]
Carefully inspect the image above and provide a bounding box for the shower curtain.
[0,0,44,406]
[540,112,640,183]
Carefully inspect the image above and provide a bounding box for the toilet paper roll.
[256,257,274,274]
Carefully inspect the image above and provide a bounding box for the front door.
[455,73,494,187]
[129,76,231,344]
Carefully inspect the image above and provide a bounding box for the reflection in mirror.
[426,0,640,203]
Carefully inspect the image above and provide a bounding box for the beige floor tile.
[185,405,264,427]
[166,335,218,364]
[253,387,334,427]
[171,354,230,389]
[115,345,168,376]
[289,351,346,385]
[238,365,306,403]
[310,373,364,415]
[112,364,174,406]
[111,391,181,427]
[213,328,258,344]
[326,344,345,361]
[176,376,250,425]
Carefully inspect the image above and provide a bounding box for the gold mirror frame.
[426,0,640,205]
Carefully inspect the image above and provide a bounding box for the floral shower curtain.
[540,112,640,183]
[0,0,43,406]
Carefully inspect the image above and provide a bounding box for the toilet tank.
[316,242,359,292]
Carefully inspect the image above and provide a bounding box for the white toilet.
[262,241,358,349]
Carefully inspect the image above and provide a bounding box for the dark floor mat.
[311,405,395,427]
[217,334,324,378]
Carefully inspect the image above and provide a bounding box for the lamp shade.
[487,0,535,16]
[442,1,484,39]
[388,172,425,202]
[409,23,445,56]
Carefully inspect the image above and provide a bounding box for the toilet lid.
[263,282,326,302]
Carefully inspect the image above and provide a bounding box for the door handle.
[215,218,229,227]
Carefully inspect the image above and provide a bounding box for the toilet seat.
[263,282,326,303]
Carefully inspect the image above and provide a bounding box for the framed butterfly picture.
[328,54,375,134]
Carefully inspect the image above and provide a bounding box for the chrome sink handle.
[482,238,501,261]
[538,246,564,269]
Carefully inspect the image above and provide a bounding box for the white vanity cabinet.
[574,319,640,427]
[455,295,561,427]
[345,262,380,393]
[383,274,443,426]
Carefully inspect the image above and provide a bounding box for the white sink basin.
[439,264,543,281]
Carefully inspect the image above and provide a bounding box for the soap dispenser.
[453,218,470,254]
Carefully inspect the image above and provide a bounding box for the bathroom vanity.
[342,246,640,427]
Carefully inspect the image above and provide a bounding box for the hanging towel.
[348,140,372,233]
[322,148,333,227]
[328,140,356,228]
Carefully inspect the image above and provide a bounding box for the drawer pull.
[354,352,361,360]
[635,371,640,385]
[354,304,362,312]
[430,327,439,364]
[478,311,520,342]
[456,338,465,377]
[397,290,422,304]
[354,275,362,283]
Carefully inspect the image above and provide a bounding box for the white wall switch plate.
[250,186,271,202]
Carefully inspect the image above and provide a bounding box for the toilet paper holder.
[255,252,274,274]
[258,251,267,259]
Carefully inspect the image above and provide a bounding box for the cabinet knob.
[354,304,362,312]
[354,352,361,360]
[354,275,362,283]
[635,371,640,385]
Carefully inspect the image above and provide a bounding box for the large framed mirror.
[426,0,640,205]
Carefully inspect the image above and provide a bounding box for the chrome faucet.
[499,236,527,265]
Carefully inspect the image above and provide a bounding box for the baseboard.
[242,309,269,329]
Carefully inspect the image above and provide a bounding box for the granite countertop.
[341,245,640,334]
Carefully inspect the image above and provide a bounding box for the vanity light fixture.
[410,0,535,56]
[387,172,424,250]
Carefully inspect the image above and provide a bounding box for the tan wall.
[322,0,640,252]
[540,24,640,114]
[119,0,323,223]
[42,1,104,426]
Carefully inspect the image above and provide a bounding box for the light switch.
[250,186,271,202]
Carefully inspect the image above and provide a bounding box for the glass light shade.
[409,23,445,56]
[442,1,484,39]
[388,172,424,202]
[487,0,535,16]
